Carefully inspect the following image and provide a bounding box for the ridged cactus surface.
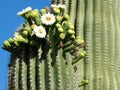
[51,0,120,90]
[2,5,87,90]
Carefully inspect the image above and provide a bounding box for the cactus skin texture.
[52,0,120,90]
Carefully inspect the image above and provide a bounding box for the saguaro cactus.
[3,0,120,90]
[51,0,120,90]
[2,5,87,90]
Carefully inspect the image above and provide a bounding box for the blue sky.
[0,0,50,89]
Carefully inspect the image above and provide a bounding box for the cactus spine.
[52,0,120,90]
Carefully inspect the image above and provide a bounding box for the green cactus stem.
[52,0,120,90]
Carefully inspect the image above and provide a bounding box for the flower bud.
[58,27,64,33]
[80,51,86,57]
[55,23,61,28]
[63,14,69,20]
[68,24,74,30]
[22,30,29,37]
[59,33,65,39]
[30,9,40,25]
[56,16,62,22]
[3,40,11,48]
[53,7,60,14]
[30,9,39,17]
[14,33,28,44]
[76,36,84,45]
[8,38,14,43]
[70,35,75,39]
[83,80,89,84]
[24,27,31,32]
[68,29,75,35]
[31,24,37,29]
[40,9,46,15]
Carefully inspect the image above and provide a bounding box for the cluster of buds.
[2,4,86,60]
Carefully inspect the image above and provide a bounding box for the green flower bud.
[80,51,86,57]
[83,51,86,55]
[76,36,81,39]
[55,23,61,28]
[31,24,37,29]
[30,9,39,17]
[58,27,64,33]
[24,27,31,32]
[76,36,84,45]
[29,9,40,25]
[83,80,89,84]
[70,35,75,39]
[14,41,19,46]
[14,33,28,44]
[53,7,60,14]
[8,38,14,43]
[68,29,75,35]
[40,9,46,15]
[59,33,65,39]
[68,24,74,30]
[22,30,29,37]
[63,14,69,20]
[56,16,62,22]
[3,40,11,48]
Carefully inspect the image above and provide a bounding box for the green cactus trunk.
[52,0,120,90]
[4,0,120,90]
[8,46,81,90]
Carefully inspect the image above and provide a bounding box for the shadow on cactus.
[2,5,88,90]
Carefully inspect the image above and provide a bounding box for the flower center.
[39,29,43,34]
[46,16,51,21]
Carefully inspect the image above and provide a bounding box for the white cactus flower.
[33,26,46,38]
[41,13,56,25]
[17,6,32,16]
[51,4,65,9]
